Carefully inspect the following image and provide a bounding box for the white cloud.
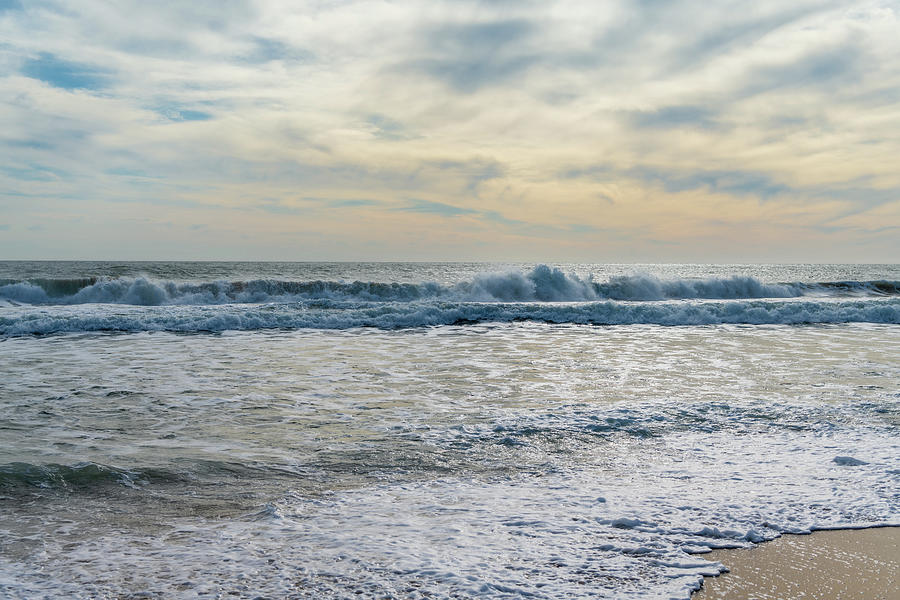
[1,0,898,260]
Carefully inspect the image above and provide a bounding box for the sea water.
[0,262,897,599]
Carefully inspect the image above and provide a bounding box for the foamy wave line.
[2,298,898,335]
[2,266,897,306]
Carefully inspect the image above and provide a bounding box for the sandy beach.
[694,527,900,600]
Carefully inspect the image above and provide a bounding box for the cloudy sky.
[1,0,898,261]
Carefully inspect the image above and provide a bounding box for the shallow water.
[1,263,898,598]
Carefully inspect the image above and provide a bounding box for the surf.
[1,265,897,307]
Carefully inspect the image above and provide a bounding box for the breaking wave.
[2,298,898,335]
[3,266,898,335]
[1,265,897,306]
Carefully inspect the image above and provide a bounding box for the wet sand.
[693,527,900,600]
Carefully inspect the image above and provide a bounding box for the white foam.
[1,265,896,308]
[1,308,896,599]
[3,425,896,599]
[1,297,898,335]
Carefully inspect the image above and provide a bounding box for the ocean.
[0,262,898,599]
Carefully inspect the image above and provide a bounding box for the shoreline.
[692,525,900,599]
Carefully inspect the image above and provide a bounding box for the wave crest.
[2,298,898,335]
[2,265,895,307]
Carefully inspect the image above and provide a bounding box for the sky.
[1,0,898,262]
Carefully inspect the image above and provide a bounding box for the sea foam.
[1,297,898,335]
[1,265,896,307]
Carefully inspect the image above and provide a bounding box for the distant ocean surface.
[1,262,898,599]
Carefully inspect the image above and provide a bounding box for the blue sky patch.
[156,105,214,122]
[21,53,109,91]
[397,199,478,217]
[328,199,379,208]
[244,37,314,63]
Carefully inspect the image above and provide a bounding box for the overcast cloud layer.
[1,0,898,261]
